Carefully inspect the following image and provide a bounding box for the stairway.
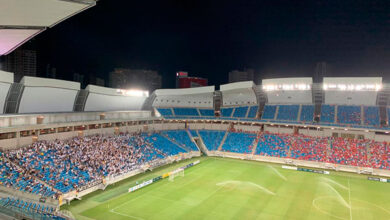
[254,85,267,119]
[4,83,24,114]
[274,105,279,120]
[194,130,209,155]
[217,131,229,151]
[377,84,390,126]
[326,139,333,162]
[5,158,62,194]
[162,134,191,152]
[185,129,199,151]
[251,133,261,155]
[312,83,324,123]
[297,105,302,122]
[230,108,235,118]
[73,89,89,112]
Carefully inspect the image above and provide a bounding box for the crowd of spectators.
[0,154,57,198]
[329,137,369,167]
[215,130,390,170]
[4,132,176,194]
[3,128,390,200]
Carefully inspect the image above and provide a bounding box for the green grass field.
[63,157,390,220]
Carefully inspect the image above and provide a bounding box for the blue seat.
[233,106,249,118]
[321,105,336,123]
[221,132,256,154]
[300,105,314,123]
[199,130,226,151]
[276,105,299,121]
[262,105,277,120]
[221,108,234,117]
[247,106,259,118]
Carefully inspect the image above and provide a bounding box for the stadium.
[1,1,390,220]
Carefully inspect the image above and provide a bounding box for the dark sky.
[25,0,390,88]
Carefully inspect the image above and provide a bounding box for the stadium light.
[323,83,382,91]
[262,84,311,91]
[116,89,149,97]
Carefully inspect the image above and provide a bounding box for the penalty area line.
[348,179,352,220]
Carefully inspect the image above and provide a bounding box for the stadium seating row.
[158,104,384,130]
[5,132,192,194]
[198,130,226,151]
[4,128,390,201]
[221,132,256,154]
[193,129,390,170]
[158,106,259,119]
[0,197,63,220]
[159,104,382,129]
[0,154,56,198]
[162,130,199,151]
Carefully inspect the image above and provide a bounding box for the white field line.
[110,180,170,212]
[110,164,204,213]
[267,165,287,181]
[110,209,145,220]
[352,198,390,216]
[312,196,348,220]
[348,179,352,220]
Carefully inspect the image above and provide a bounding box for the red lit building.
[176,71,208,88]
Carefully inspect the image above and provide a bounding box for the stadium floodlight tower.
[0,0,97,56]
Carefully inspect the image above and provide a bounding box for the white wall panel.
[220,81,254,91]
[323,77,381,105]
[21,76,80,89]
[153,93,213,108]
[0,0,92,27]
[324,91,377,105]
[222,89,257,106]
[18,87,78,113]
[155,86,214,96]
[84,93,147,112]
[266,90,312,104]
[220,81,256,106]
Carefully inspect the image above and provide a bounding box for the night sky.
[24,0,390,88]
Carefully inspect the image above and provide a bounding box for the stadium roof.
[0,0,96,55]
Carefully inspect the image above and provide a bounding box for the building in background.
[88,74,105,87]
[228,69,254,83]
[73,73,85,87]
[0,48,36,82]
[176,71,208,88]
[109,68,162,92]
[45,64,56,79]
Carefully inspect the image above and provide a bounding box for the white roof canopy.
[0,0,96,55]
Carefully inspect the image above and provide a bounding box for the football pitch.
[63,157,390,220]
